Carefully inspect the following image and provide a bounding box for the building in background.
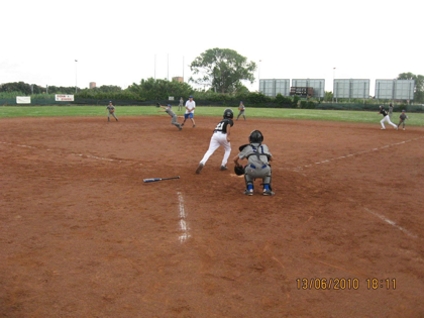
[172,77,183,83]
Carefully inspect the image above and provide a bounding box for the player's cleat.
[262,189,275,196]
[193,125,196,128]
[244,189,254,196]
[380,128,385,130]
[403,128,405,130]
[195,163,204,174]
[181,123,184,127]
[179,126,182,131]
[220,165,228,171]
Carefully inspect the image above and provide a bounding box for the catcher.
[233,130,274,196]
[106,101,118,122]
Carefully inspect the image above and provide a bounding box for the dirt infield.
[1,115,424,317]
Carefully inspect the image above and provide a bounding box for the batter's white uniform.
[199,118,233,167]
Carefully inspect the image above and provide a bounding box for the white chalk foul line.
[294,135,424,170]
[364,207,418,239]
[177,191,190,243]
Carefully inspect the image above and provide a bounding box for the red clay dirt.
[1,115,424,317]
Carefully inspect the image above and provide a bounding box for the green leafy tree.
[189,48,256,94]
[127,78,193,100]
[397,72,424,103]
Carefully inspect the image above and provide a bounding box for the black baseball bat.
[143,176,180,183]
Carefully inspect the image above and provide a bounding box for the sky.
[2,0,422,94]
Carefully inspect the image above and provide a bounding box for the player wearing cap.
[106,101,118,122]
[378,105,397,130]
[397,109,409,130]
[158,104,183,130]
[195,109,234,174]
[236,101,246,121]
[182,95,196,128]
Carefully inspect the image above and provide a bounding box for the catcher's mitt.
[234,165,245,176]
[156,103,161,107]
[238,144,250,151]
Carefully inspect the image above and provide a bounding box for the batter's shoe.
[195,163,204,174]
[263,189,275,196]
[220,165,228,171]
[244,189,253,196]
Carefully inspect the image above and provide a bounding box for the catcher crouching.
[233,130,274,196]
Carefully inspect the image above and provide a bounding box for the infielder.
[178,97,184,111]
[195,109,234,174]
[106,101,118,122]
[236,101,246,121]
[233,130,274,196]
[378,105,397,130]
[157,104,183,130]
[182,95,196,128]
[397,110,409,130]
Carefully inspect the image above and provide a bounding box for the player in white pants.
[195,109,234,174]
[378,105,397,130]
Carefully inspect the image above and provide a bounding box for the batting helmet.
[223,108,234,119]
[249,130,264,143]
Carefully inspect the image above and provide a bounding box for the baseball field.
[1,106,424,317]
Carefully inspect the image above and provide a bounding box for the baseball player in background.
[182,95,196,128]
[397,109,409,130]
[378,105,397,130]
[106,101,118,122]
[178,97,184,111]
[388,103,394,117]
[236,101,246,121]
[157,104,183,130]
[233,130,274,196]
[195,109,234,174]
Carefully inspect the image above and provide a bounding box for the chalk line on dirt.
[288,135,424,172]
[177,191,190,243]
[363,207,418,239]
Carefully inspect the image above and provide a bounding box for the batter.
[195,109,234,174]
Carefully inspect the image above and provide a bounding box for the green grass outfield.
[0,106,423,126]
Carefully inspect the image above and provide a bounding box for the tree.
[127,78,193,100]
[397,72,424,103]
[189,48,256,94]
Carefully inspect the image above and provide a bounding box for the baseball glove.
[156,103,161,107]
[110,109,115,113]
[234,165,245,176]
[238,144,250,151]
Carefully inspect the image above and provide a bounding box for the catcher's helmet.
[249,130,264,143]
[223,108,234,119]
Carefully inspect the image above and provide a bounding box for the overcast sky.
[2,0,422,93]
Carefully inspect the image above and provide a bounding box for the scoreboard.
[290,87,314,97]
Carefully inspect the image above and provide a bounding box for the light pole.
[258,59,262,92]
[332,67,336,103]
[75,59,78,94]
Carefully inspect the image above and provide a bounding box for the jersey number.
[214,122,225,131]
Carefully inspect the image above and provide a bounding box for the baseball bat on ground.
[143,176,180,183]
